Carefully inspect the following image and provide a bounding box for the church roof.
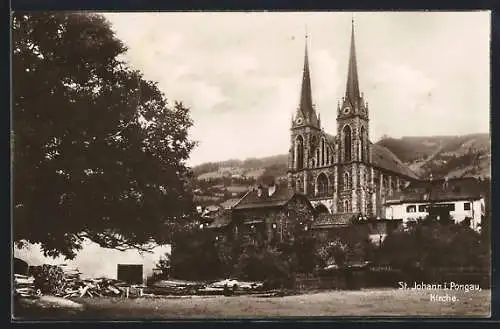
[233,185,304,210]
[371,142,419,179]
[324,133,336,145]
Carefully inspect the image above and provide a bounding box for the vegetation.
[377,220,490,284]
[12,12,196,259]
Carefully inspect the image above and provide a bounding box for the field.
[13,288,491,320]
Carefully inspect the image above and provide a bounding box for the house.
[205,183,315,244]
[384,177,487,232]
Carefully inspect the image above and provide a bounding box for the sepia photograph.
[12,11,491,319]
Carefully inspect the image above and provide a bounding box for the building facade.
[384,177,487,232]
[287,22,419,217]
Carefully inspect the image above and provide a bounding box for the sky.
[103,11,490,167]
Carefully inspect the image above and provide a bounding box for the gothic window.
[316,149,320,167]
[321,138,325,166]
[326,147,330,165]
[344,172,350,190]
[316,173,329,196]
[343,125,352,162]
[360,126,366,162]
[296,135,304,170]
[311,135,318,150]
[344,200,350,212]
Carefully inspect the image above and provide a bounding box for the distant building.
[205,183,315,244]
[384,177,487,232]
[287,21,418,218]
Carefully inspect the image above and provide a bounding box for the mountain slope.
[192,133,490,182]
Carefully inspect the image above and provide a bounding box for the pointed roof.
[299,34,313,117]
[345,18,361,107]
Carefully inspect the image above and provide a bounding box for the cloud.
[103,12,490,165]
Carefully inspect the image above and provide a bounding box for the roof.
[371,142,419,179]
[233,185,300,210]
[205,212,232,229]
[220,198,240,210]
[205,205,221,212]
[311,212,357,228]
[324,133,336,145]
[386,177,486,204]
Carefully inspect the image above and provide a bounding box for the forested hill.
[191,133,490,182]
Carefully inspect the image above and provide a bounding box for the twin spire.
[345,18,361,106]
[296,18,361,124]
[298,31,314,120]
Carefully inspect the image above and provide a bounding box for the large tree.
[12,12,197,259]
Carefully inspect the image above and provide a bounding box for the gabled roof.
[386,177,486,204]
[205,212,232,229]
[311,212,357,228]
[220,198,240,210]
[233,185,304,210]
[371,142,419,179]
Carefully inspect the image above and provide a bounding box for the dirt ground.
[13,288,491,320]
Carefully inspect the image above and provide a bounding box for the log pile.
[14,274,39,298]
[27,264,143,299]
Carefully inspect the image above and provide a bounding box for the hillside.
[190,133,490,206]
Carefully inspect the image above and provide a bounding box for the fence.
[293,266,490,291]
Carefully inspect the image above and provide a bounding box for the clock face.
[343,107,351,115]
[296,117,303,125]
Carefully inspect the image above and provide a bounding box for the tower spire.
[345,16,360,106]
[298,31,314,119]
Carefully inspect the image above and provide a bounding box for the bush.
[377,221,489,282]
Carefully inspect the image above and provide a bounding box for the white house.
[384,177,487,232]
[13,239,171,283]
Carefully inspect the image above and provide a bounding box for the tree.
[12,12,197,259]
[378,222,489,279]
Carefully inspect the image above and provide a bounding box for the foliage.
[378,222,489,274]
[13,12,196,259]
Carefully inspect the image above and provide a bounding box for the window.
[344,172,350,190]
[321,139,325,166]
[406,205,416,213]
[316,173,329,196]
[418,205,427,212]
[344,200,350,212]
[464,202,471,211]
[343,125,352,162]
[296,135,304,170]
[360,126,366,162]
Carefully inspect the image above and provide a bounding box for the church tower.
[288,34,321,194]
[337,19,371,214]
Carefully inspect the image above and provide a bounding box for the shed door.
[117,264,143,284]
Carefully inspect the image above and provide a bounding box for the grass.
[13,288,491,320]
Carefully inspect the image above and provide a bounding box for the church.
[287,21,419,218]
